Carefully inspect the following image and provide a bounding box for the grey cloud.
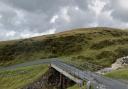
[1,0,92,24]
[50,6,95,32]
[111,10,128,22]
[2,0,89,14]
[0,0,128,41]
[104,0,128,22]
[0,3,16,30]
[0,0,91,41]
[0,1,53,40]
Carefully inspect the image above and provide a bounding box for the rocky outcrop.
[97,56,128,74]
[112,56,128,70]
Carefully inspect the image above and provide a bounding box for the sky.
[0,0,128,41]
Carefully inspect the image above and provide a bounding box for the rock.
[112,56,128,70]
[96,56,128,74]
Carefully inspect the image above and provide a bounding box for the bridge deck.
[51,64,83,84]
[51,60,128,89]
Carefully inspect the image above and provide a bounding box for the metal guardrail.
[51,59,128,89]
[0,58,128,89]
[54,59,103,71]
[51,60,93,81]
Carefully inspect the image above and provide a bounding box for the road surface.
[51,60,128,89]
[0,58,128,89]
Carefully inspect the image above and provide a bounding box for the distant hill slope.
[0,27,128,68]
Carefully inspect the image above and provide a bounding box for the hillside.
[0,27,128,70]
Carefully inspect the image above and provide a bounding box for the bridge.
[0,59,128,89]
[50,59,128,89]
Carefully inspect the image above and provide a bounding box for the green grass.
[105,69,128,80]
[0,27,128,70]
[0,27,128,89]
[68,84,80,89]
[0,65,48,89]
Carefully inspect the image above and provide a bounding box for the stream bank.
[23,67,75,89]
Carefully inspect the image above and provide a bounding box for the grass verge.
[105,69,128,80]
[0,64,48,89]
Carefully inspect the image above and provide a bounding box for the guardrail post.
[86,81,91,89]
[58,74,62,88]
[63,76,66,89]
[79,83,83,89]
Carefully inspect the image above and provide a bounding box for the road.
[0,58,128,89]
[51,60,128,89]
[0,59,51,71]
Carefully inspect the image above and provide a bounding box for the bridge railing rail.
[51,59,128,89]
[51,60,92,81]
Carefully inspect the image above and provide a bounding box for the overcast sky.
[0,0,128,41]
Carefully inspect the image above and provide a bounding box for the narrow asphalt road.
[0,58,128,89]
[0,59,51,71]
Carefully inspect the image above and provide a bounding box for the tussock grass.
[0,27,128,70]
[105,69,128,80]
[0,65,48,89]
